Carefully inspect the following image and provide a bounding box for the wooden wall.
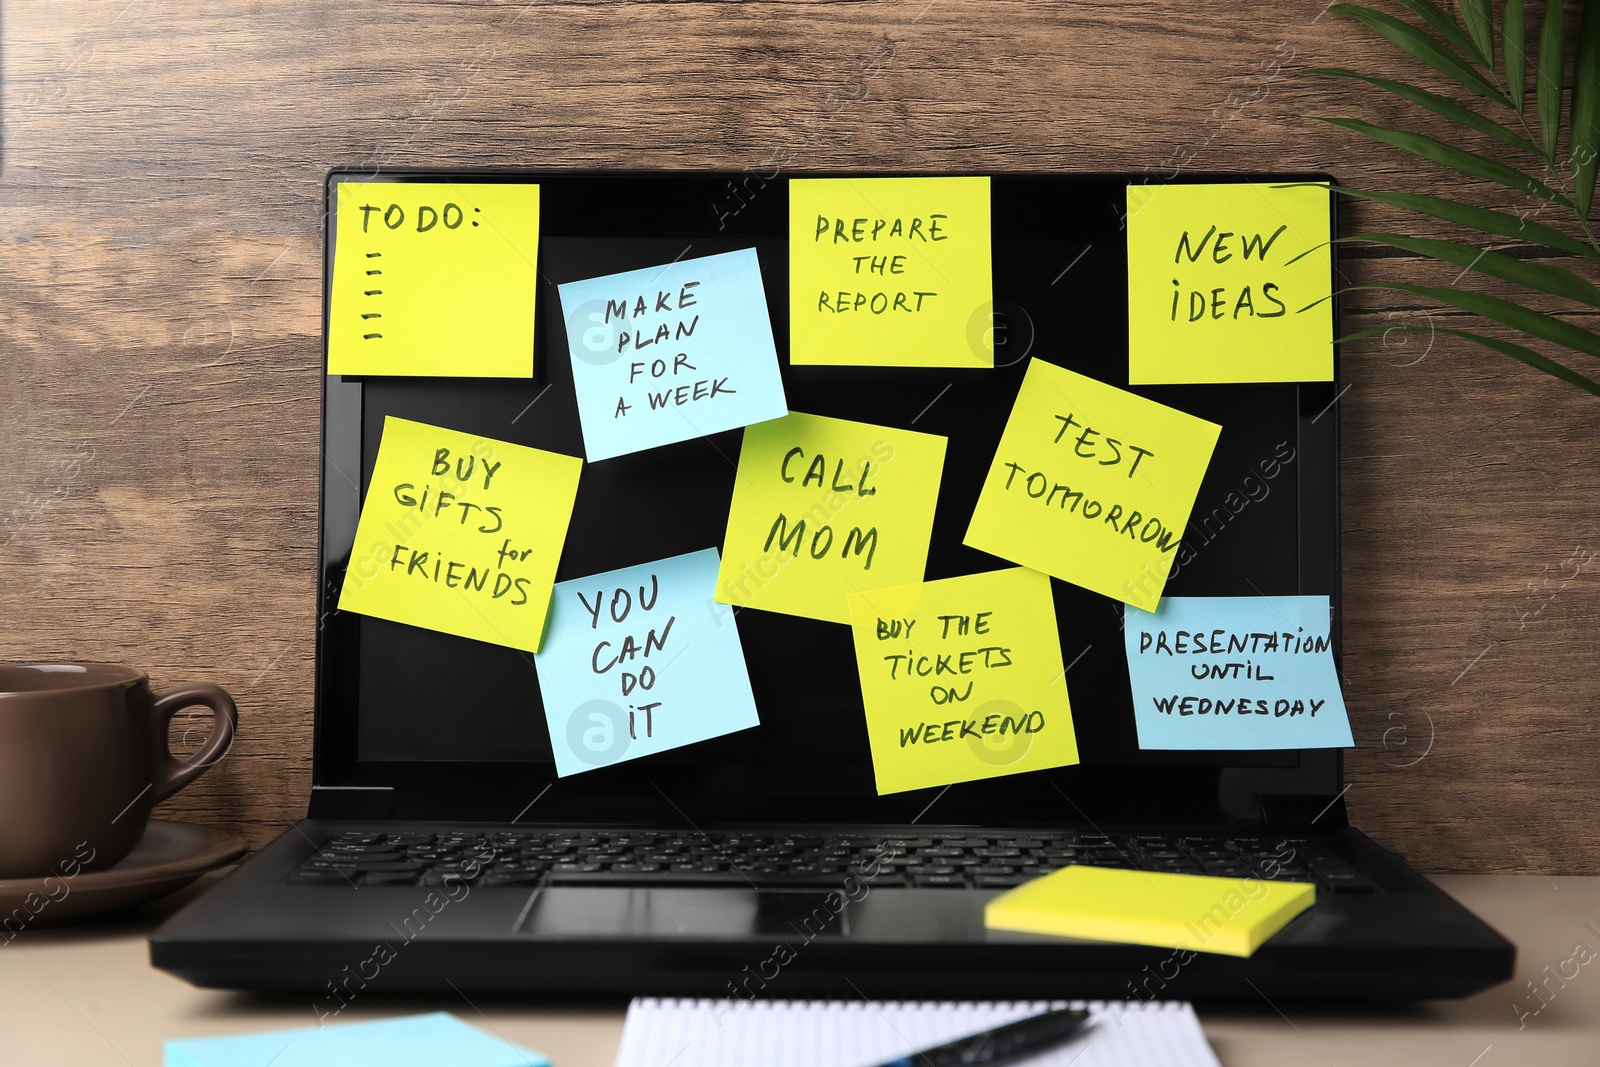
[4,0,1597,873]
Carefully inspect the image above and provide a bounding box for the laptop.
[150,170,1514,1001]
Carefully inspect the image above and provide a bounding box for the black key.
[975,875,1028,888]
[360,871,423,886]
[289,869,352,884]
[1012,838,1046,850]
[906,864,958,876]
[552,862,603,874]
[972,865,1019,876]
[913,874,968,888]
[480,872,546,887]
[978,847,1021,859]
[920,847,964,859]
[328,832,384,846]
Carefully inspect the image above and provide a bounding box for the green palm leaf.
[1322,232,1600,307]
[1457,0,1495,70]
[1319,116,1569,204]
[1537,0,1564,162]
[1387,0,1491,67]
[1308,68,1538,156]
[1342,324,1600,395]
[1504,0,1525,114]
[1272,183,1599,257]
[1329,5,1510,108]
[1325,282,1600,357]
[1572,0,1600,217]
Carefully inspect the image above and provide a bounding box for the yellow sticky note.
[847,568,1078,795]
[789,177,993,368]
[337,416,581,652]
[715,412,947,624]
[964,360,1219,611]
[985,865,1315,958]
[328,182,540,377]
[1126,182,1333,384]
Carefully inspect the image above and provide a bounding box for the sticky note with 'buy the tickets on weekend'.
[847,567,1078,795]
[964,359,1220,611]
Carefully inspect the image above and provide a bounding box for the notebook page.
[612,998,1220,1067]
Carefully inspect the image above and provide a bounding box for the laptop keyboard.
[287,829,1378,893]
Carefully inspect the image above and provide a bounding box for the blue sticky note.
[164,1012,548,1067]
[535,548,760,775]
[1124,595,1354,750]
[557,247,788,461]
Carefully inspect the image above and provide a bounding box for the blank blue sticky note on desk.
[164,1012,548,1067]
[1124,595,1354,750]
[557,247,788,461]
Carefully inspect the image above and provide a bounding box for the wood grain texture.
[3,0,1597,873]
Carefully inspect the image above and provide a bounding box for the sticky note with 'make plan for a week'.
[535,549,760,777]
[847,567,1079,795]
[985,865,1315,957]
[328,182,540,377]
[964,359,1220,612]
[715,411,947,625]
[789,176,994,369]
[337,417,582,654]
[1124,595,1354,750]
[1126,181,1333,384]
[557,248,788,461]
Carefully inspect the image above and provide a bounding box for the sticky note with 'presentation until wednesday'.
[847,568,1078,795]
[535,549,760,777]
[328,182,541,377]
[964,359,1220,611]
[1124,595,1354,750]
[337,417,582,654]
[789,176,993,368]
[716,411,947,624]
[1126,182,1333,384]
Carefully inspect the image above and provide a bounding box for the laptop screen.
[315,172,1341,827]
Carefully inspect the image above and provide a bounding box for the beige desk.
[5,875,1597,1066]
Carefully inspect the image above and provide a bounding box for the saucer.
[0,820,247,924]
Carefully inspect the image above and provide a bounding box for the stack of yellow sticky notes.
[984,865,1315,957]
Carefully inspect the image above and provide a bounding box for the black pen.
[873,1006,1092,1067]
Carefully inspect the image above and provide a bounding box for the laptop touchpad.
[517,888,852,939]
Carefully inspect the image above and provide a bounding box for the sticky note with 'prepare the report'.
[789,176,993,368]
[164,1012,548,1067]
[1125,181,1333,384]
[328,182,540,377]
[985,866,1315,957]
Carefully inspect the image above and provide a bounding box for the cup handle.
[149,683,238,803]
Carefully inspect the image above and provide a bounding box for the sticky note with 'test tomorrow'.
[1125,181,1333,384]
[1123,595,1353,750]
[328,182,541,378]
[964,359,1220,612]
[789,176,994,369]
[337,417,582,654]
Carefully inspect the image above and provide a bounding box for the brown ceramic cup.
[0,663,237,879]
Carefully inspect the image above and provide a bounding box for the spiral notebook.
[612,997,1219,1067]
